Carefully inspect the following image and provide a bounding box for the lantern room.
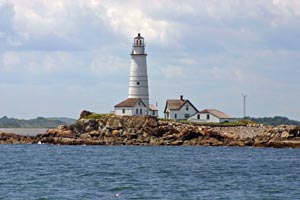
[133,33,145,46]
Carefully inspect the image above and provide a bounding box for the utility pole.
[242,94,247,118]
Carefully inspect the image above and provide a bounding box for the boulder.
[80,110,92,119]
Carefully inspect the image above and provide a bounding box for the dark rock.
[69,122,84,134]
[83,119,99,132]
[178,130,201,140]
[289,126,300,137]
[79,110,92,119]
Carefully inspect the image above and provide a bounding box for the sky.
[0,0,300,120]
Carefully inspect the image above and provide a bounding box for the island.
[0,110,300,148]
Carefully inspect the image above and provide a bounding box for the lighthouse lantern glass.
[134,34,144,46]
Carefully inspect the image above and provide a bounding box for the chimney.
[180,95,183,101]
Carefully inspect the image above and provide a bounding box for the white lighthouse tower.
[128,33,149,112]
[114,33,158,117]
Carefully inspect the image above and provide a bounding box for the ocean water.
[0,146,299,200]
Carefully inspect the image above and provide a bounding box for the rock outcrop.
[1,111,300,148]
[0,132,33,144]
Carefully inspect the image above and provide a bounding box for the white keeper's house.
[188,109,235,123]
[114,33,158,117]
[164,95,198,120]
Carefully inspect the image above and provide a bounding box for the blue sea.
[0,145,299,200]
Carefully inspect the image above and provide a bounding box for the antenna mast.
[242,94,247,118]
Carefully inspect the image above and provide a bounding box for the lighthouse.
[114,33,158,117]
[128,33,149,113]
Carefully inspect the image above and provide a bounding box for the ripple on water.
[0,145,300,199]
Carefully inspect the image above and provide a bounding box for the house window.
[138,101,141,105]
[122,109,125,114]
[197,114,200,119]
[207,114,210,120]
[137,81,140,85]
[186,104,189,110]
[136,109,139,115]
[174,114,177,119]
[140,108,142,115]
[152,111,155,116]
[184,114,190,118]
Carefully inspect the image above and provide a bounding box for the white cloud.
[3,0,300,50]
[272,0,300,16]
[13,0,70,38]
[86,1,179,46]
[1,0,300,119]
[4,0,184,49]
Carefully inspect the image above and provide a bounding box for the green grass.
[83,113,115,120]
[159,118,257,127]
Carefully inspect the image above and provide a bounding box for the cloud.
[86,1,181,46]
[0,0,300,119]
[2,0,300,51]
[1,0,187,51]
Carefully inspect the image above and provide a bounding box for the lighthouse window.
[137,81,140,85]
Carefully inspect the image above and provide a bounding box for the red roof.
[149,104,158,111]
[114,98,146,107]
[164,98,198,113]
[199,109,232,119]
[165,99,186,110]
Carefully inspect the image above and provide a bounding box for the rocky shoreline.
[1,111,300,148]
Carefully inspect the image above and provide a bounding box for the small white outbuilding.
[188,109,235,123]
[149,104,159,117]
[114,98,147,116]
